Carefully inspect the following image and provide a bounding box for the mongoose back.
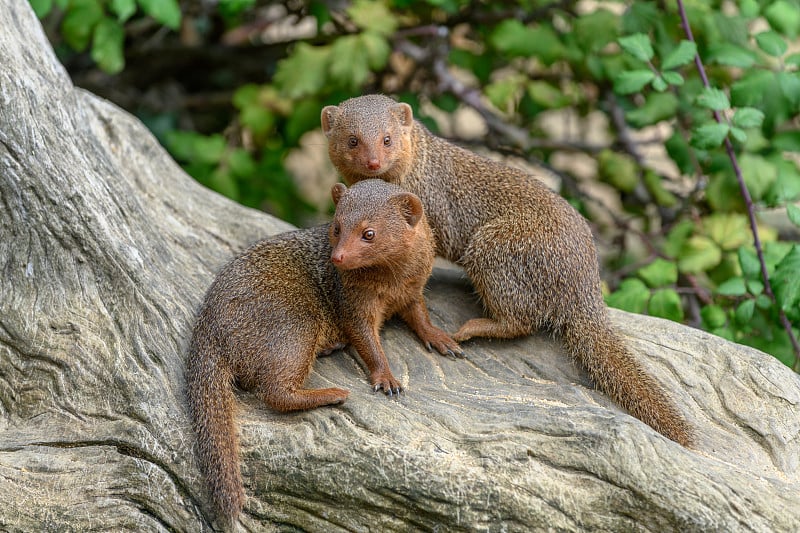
[321,94,692,447]
[185,178,461,522]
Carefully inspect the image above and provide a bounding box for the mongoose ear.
[391,103,414,128]
[395,192,423,227]
[331,183,347,205]
[321,105,339,137]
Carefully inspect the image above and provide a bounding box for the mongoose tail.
[562,315,693,447]
[185,348,244,521]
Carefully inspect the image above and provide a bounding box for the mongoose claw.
[372,375,404,397]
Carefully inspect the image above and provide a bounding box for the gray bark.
[1,1,798,531]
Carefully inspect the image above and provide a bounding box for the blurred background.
[30,0,800,369]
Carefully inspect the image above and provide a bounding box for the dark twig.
[676,0,800,369]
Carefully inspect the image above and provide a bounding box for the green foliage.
[34,0,182,74]
[32,0,800,370]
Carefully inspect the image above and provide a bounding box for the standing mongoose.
[185,178,461,522]
[321,94,692,447]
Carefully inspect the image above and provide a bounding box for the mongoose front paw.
[371,372,403,397]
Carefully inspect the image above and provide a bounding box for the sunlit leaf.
[637,258,678,288]
[139,0,181,30]
[648,289,684,322]
[662,40,697,70]
[618,33,654,62]
[91,18,125,74]
[613,69,655,94]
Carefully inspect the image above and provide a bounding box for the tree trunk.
[1,1,798,531]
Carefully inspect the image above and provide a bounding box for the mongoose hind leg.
[454,218,537,342]
[248,343,350,412]
[452,317,529,342]
[263,386,350,412]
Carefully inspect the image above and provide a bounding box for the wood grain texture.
[1,1,798,531]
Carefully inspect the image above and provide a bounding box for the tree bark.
[1,1,799,531]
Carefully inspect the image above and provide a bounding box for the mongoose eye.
[362,229,375,241]
[383,135,391,147]
[348,136,358,148]
[332,223,341,236]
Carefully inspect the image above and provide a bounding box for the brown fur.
[321,94,692,447]
[185,179,461,522]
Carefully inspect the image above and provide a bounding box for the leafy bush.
[33,0,800,370]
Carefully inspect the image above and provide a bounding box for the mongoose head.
[321,95,415,184]
[329,179,425,271]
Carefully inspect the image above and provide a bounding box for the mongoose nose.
[367,159,381,171]
[331,252,344,264]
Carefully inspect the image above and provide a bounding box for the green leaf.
[348,0,397,36]
[732,107,765,129]
[643,169,679,207]
[30,0,53,18]
[788,204,800,227]
[648,289,684,322]
[360,31,391,70]
[166,131,226,165]
[691,122,729,149]
[605,278,650,314]
[755,30,788,57]
[707,43,757,68]
[717,277,747,296]
[663,220,695,258]
[747,279,764,296]
[740,0,760,18]
[705,213,749,251]
[574,9,620,53]
[665,132,694,176]
[729,127,747,143]
[701,305,727,329]
[764,0,800,39]
[526,81,569,108]
[139,0,181,29]
[613,69,655,95]
[490,20,566,64]
[91,18,125,74]
[618,33,654,62]
[730,70,773,107]
[773,244,800,312]
[109,0,136,22]
[637,258,678,288]
[678,235,722,273]
[626,92,678,128]
[598,150,639,192]
[485,76,524,112]
[777,72,800,109]
[661,71,684,86]
[662,40,697,70]
[621,2,660,34]
[696,87,730,111]
[651,76,668,92]
[773,131,800,152]
[227,148,257,177]
[740,154,778,201]
[734,299,756,325]
[61,0,104,51]
[329,35,372,91]
[273,43,331,98]
[738,247,762,279]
